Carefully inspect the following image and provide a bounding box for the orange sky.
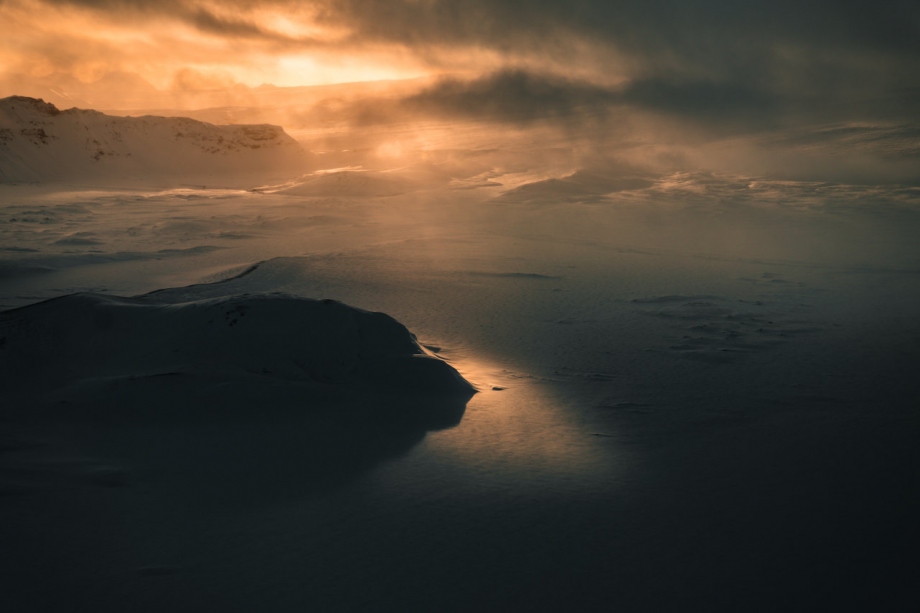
[2,0,916,142]
[0,0,439,91]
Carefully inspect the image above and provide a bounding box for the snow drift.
[0,96,306,184]
[1,292,476,411]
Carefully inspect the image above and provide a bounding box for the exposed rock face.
[0,96,306,183]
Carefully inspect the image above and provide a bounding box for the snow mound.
[497,170,653,203]
[0,96,306,184]
[270,170,418,197]
[0,292,476,398]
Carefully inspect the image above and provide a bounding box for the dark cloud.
[26,0,920,129]
[190,8,282,39]
[42,0,319,43]
[298,0,920,76]
[402,71,619,124]
[45,1,919,57]
[282,67,912,143]
[390,71,782,132]
[619,79,780,126]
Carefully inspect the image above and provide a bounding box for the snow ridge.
[1,292,476,399]
[0,96,306,183]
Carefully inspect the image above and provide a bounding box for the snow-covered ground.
[2,114,920,611]
[0,96,307,184]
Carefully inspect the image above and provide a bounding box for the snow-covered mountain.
[0,96,307,184]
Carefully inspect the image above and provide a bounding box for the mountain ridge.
[0,96,307,184]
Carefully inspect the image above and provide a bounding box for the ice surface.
[2,104,920,612]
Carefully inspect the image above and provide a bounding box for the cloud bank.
[1,0,917,182]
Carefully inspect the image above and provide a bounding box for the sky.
[1,0,919,182]
[3,1,917,103]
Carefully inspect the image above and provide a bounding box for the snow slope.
[0,96,307,184]
[1,292,475,417]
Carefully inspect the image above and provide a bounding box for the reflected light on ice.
[422,353,620,491]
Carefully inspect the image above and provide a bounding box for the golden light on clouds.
[0,0,434,101]
[270,54,426,88]
[1,0,916,161]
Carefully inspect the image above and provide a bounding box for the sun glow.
[0,0,434,104]
[271,54,429,88]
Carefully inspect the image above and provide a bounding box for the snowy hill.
[1,292,476,409]
[0,96,307,184]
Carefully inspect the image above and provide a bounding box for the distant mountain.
[0,96,307,184]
